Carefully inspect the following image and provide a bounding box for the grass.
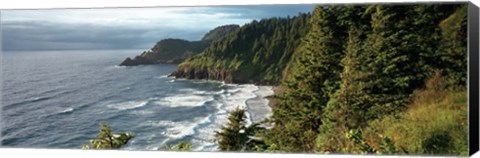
[362,72,468,156]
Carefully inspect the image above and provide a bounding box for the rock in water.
[120,57,137,66]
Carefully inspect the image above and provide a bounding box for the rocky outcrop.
[169,67,239,83]
[119,57,137,66]
[169,66,281,85]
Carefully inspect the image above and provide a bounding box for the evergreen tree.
[173,13,311,84]
[82,123,133,149]
[264,5,350,152]
[214,108,250,151]
[435,5,468,86]
[316,15,370,152]
[171,3,467,155]
[316,4,467,153]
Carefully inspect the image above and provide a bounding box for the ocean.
[1,50,273,151]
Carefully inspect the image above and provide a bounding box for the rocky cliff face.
[119,24,239,66]
[169,67,236,83]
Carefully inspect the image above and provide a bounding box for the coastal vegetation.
[174,3,468,155]
[164,141,192,151]
[82,123,133,149]
[170,13,311,84]
[95,3,468,155]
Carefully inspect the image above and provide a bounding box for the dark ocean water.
[1,50,273,151]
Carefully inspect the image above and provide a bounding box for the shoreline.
[245,86,275,125]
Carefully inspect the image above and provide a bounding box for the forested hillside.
[170,13,311,84]
[264,4,467,154]
[172,3,468,155]
[120,24,239,66]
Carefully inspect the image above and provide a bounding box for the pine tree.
[82,123,133,149]
[315,5,371,152]
[265,5,349,152]
[436,5,468,86]
[215,108,249,151]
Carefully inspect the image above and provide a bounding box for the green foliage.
[214,107,249,151]
[253,143,283,153]
[345,129,404,155]
[436,5,468,86]
[121,25,239,65]
[202,24,241,41]
[315,4,467,153]
[164,141,192,151]
[82,123,133,149]
[361,72,468,156]
[171,3,467,156]
[175,13,311,84]
[214,107,267,151]
[264,5,356,152]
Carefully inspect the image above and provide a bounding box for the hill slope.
[120,24,239,66]
[170,14,311,84]
[168,4,468,155]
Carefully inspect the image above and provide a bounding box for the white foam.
[155,75,169,79]
[106,100,149,110]
[178,88,195,92]
[113,65,125,68]
[221,84,258,112]
[257,86,275,97]
[142,115,212,140]
[59,107,74,114]
[155,95,214,108]
[131,83,275,152]
[247,86,275,126]
[189,84,271,151]
[130,110,154,115]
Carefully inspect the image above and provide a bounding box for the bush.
[164,141,192,151]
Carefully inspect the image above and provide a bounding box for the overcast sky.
[1,4,316,51]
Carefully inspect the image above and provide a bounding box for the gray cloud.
[1,4,316,51]
[178,4,316,19]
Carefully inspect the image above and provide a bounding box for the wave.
[220,84,258,112]
[154,75,169,79]
[3,96,53,110]
[130,110,155,115]
[140,113,216,150]
[170,84,268,151]
[180,88,226,96]
[245,86,275,126]
[106,100,149,110]
[155,95,214,108]
[43,102,95,118]
[113,65,127,69]
[193,85,274,151]
[58,107,75,114]
[142,119,196,139]
[9,88,83,110]
[113,82,273,151]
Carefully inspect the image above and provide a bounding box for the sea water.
[1,50,274,151]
